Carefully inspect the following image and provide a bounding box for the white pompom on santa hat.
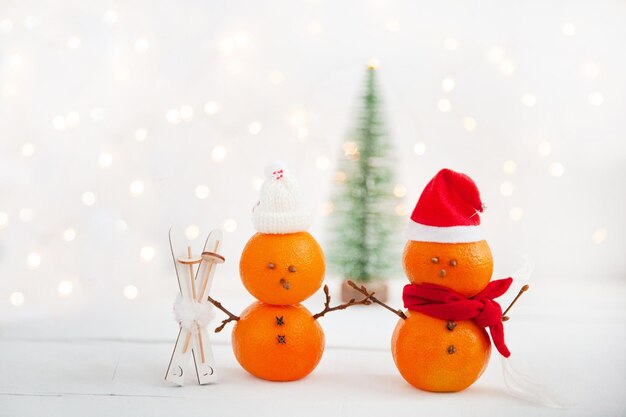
[252,162,312,234]
[405,168,487,243]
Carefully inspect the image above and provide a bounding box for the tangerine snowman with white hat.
[208,163,373,382]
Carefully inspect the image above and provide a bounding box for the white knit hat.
[252,163,311,234]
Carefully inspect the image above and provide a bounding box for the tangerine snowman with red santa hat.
[390,168,520,392]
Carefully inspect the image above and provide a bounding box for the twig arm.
[347,280,407,320]
[501,284,530,321]
[207,296,240,332]
[313,285,373,320]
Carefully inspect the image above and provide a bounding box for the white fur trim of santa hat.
[404,221,485,243]
[252,162,312,234]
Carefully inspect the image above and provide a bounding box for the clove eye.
[431,257,439,264]
[288,265,296,273]
[268,262,276,269]
[449,259,457,267]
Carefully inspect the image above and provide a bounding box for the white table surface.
[1,279,625,417]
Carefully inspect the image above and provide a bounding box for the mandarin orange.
[391,310,491,392]
[239,232,325,305]
[402,240,493,298]
[232,301,325,381]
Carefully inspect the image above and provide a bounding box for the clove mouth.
[279,278,291,290]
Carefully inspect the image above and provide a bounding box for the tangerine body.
[391,311,491,392]
[232,301,325,381]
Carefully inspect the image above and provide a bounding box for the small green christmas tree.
[328,63,402,286]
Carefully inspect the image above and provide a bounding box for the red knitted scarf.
[402,278,513,357]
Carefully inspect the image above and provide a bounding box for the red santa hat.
[405,168,486,243]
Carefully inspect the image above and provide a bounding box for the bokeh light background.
[1,0,624,323]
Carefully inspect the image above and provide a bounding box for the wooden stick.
[185,246,205,360]
[193,240,222,358]
[187,246,197,300]
[184,239,222,353]
[181,326,205,360]
[197,241,220,302]
[182,246,203,356]
[347,280,407,320]
[182,331,192,353]
[197,325,205,363]
[502,284,530,321]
